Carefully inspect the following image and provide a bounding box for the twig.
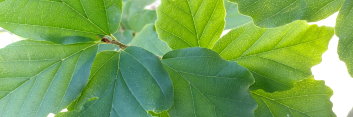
[101,35,127,49]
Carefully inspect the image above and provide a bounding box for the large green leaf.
[232,0,344,27]
[252,78,334,117]
[0,40,98,117]
[336,0,353,77]
[0,0,122,43]
[57,47,173,117]
[212,21,333,91]
[156,0,226,49]
[224,1,252,30]
[161,47,256,117]
[130,24,172,56]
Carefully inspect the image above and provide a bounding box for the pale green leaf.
[156,0,226,49]
[161,47,256,117]
[224,1,252,30]
[252,78,334,117]
[130,24,172,56]
[121,0,157,32]
[97,44,119,52]
[233,0,344,27]
[113,30,134,44]
[336,0,353,77]
[212,21,333,91]
[58,47,173,117]
[0,40,98,117]
[0,0,122,43]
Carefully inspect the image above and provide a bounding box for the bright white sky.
[0,12,352,117]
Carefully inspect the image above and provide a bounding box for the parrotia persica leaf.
[57,47,173,117]
[252,78,334,117]
[161,47,256,117]
[0,40,98,117]
[0,0,122,43]
[156,0,226,49]
[212,21,333,91]
[232,0,344,28]
[130,24,172,56]
[336,0,353,77]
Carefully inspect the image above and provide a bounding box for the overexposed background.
[0,13,352,117]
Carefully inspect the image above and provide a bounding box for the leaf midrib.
[163,64,219,117]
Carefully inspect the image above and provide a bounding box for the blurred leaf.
[122,0,157,32]
[130,24,171,56]
[224,1,252,29]
[113,30,134,44]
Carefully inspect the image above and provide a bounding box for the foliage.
[1,0,353,116]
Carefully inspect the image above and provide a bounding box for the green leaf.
[58,47,173,117]
[212,21,333,91]
[156,0,226,49]
[233,0,344,27]
[130,24,172,56]
[336,0,353,77]
[224,1,252,30]
[121,0,157,32]
[0,0,122,43]
[252,78,334,117]
[161,47,256,117]
[113,30,134,44]
[97,44,119,52]
[0,40,98,117]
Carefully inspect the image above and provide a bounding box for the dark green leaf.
[58,47,173,117]
[162,47,256,117]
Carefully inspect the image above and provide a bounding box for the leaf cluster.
[0,0,351,116]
